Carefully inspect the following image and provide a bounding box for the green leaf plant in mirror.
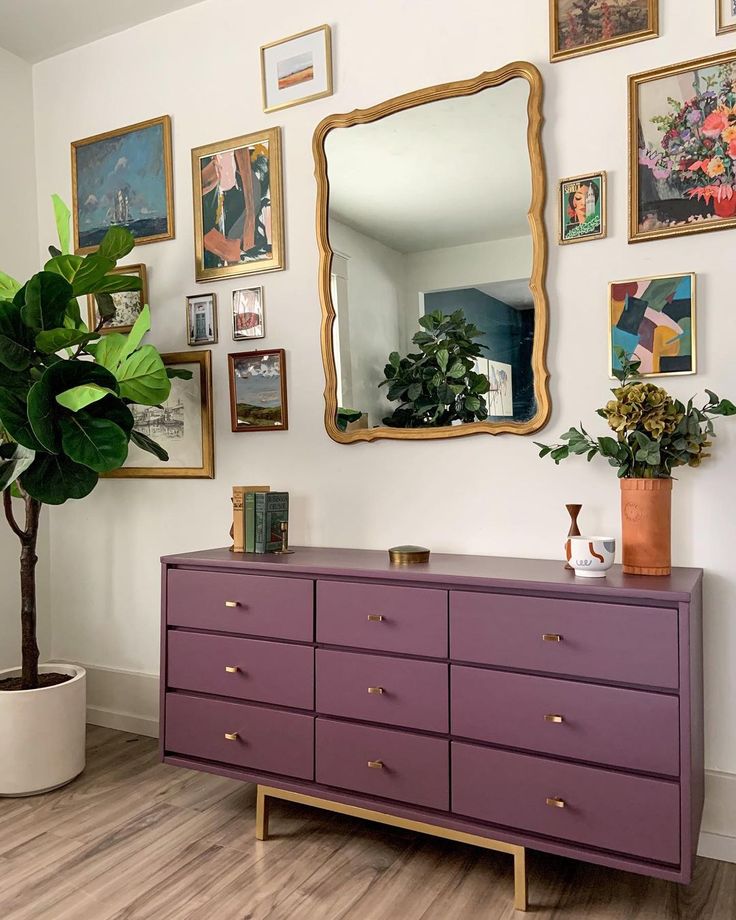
[379,310,491,428]
[0,196,192,692]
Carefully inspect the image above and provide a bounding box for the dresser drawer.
[316,649,448,733]
[316,718,448,810]
[452,743,680,864]
[451,667,679,776]
[450,592,678,689]
[317,580,447,657]
[165,693,313,780]
[167,631,314,710]
[167,569,313,641]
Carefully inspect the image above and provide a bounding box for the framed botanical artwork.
[261,24,333,113]
[716,0,736,34]
[630,50,736,242]
[558,171,607,244]
[232,287,265,340]
[186,293,218,346]
[609,273,696,377]
[71,115,174,254]
[228,349,288,433]
[550,0,658,62]
[107,351,214,478]
[87,263,148,334]
[191,128,285,282]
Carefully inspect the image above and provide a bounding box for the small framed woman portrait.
[228,348,288,432]
[558,171,607,244]
[87,263,148,334]
[186,293,218,346]
[232,287,265,340]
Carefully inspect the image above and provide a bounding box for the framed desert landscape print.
[232,287,265,340]
[716,0,736,34]
[550,0,658,62]
[192,128,285,282]
[107,351,214,478]
[558,171,607,243]
[261,24,333,112]
[228,349,288,432]
[71,115,174,254]
[87,263,148,334]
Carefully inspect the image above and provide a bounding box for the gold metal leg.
[513,846,527,911]
[255,785,270,841]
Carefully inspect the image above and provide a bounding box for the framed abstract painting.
[609,273,696,378]
[558,171,607,243]
[261,25,333,113]
[716,0,736,34]
[630,50,736,242]
[228,349,288,432]
[87,263,148,335]
[191,128,285,282]
[550,0,658,62]
[71,115,174,254]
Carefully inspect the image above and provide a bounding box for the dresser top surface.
[161,546,702,602]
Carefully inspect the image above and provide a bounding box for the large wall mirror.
[315,63,550,443]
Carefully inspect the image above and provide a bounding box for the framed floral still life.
[87,263,148,335]
[107,351,214,479]
[186,293,218,346]
[716,0,736,34]
[559,171,607,243]
[228,349,288,433]
[550,0,658,62]
[191,127,285,283]
[631,50,736,242]
[233,287,265,340]
[261,25,333,113]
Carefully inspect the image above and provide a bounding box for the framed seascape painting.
[233,287,265,340]
[631,50,736,242]
[192,128,285,282]
[71,115,174,254]
[228,349,288,433]
[558,171,607,243]
[186,293,218,346]
[550,0,658,62]
[261,25,333,113]
[87,264,148,335]
[609,273,696,377]
[107,352,214,478]
[716,0,736,34]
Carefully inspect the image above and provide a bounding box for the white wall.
[29,0,736,799]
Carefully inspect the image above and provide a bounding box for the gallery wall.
[29,0,736,822]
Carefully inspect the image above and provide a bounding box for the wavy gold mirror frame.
[314,62,551,444]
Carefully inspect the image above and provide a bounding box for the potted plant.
[0,197,186,795]
[536,351,735,575]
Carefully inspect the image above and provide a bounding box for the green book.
[254,492,267,554]
[255,492,289,553]
[245,492,257,553]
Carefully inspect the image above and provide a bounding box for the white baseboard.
[698,769,736,863]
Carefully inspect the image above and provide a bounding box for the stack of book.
[232,486,290,554]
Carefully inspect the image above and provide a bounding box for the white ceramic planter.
[0,663,86,796]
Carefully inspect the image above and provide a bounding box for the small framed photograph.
[232,287,265,340]
[228,349,288,432]
[717,0,736,34]
[187,293,218,345]
[558,172,607,244]
[261,24,333,113]
[88,263,148,334]
[550,0,658,62]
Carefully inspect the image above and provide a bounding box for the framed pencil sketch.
[558,171,607,243]
[261,25,333,113]
[228,349,288,432]
[186,293,218,346]
[87,263,148,334]
[233,287,265,340]
[716,0,736,34]
[71,115,174,254]
[550,0,658,62]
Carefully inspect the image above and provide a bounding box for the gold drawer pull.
[367,614,385,622]
[225,666,239,674]
[224,732,239,741]
[542,633,563,642]
[225,600,240,608]
[367,686,384,695]
[367,760,384,769]
[544,714,564,723]
[546,796,566,808]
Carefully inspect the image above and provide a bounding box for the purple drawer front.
[168,631,314,710]
[165,693,314,780]
[316,649,448,733]
[316,580,447,657]
[452,743,680,865]
[316,718,449,810]
[167,569,313,641]
[450,592,678,689]
[451,666,679,776]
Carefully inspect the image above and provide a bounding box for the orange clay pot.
[620,478,672,576]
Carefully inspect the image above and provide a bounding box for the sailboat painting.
[72,115,174,253]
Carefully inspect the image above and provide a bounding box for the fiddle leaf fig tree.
[0,196,190,691]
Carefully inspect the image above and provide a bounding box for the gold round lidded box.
[388,545,431,565]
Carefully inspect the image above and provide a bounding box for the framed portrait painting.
[186,293,218,346]
[716,0,736,34]
[71,115,174,254]
[630,50,736,242]
[87,263,148,335]
[232,287,265,340]
[609,273,696,378]
[192,128,285,282]
[228,349,288,432]
[261,25,333,113]
[558,171,607,243]
[107,351,214,478]
[550,0,658,62]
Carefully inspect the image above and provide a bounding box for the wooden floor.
[0,727,734,919]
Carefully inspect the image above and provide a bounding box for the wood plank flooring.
[0,726,733,919]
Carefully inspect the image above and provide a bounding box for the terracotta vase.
[620,478,672,576]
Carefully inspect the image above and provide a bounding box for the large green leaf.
[93,274,143,294]
[45,253,115,296]
[0,271,21,299]
[27,379,61,452]
[0,300,34,370]
[44,254,83,284]
[130,429,169,461]
[0,362,31,395]
[21,452,98,504]
[56,383,116,412]
[35,328,97,354]
[114,345,170,404]
[51,194,71,255]
[94,292,116,321]
[0,390,44,451]
[60,413,128,472]
[86,394,134,434]
[98,226,135,262]
[20,272,74,331]
[0,443,35,492]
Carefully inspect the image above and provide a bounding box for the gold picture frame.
[558,171,607,244]
[87,263,148,335]
[716,0,736,34]
[261,24,333,113]
[106,351,214,479]
[550,0,658,62]
[191,127,285,282]
[71,115,174,254]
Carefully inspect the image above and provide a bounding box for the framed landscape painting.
[558,171,607,243]
[550,0,658,62]
[192,128,284,282]
[631,50,736,242]
[71,115,174,254]
[228,349,288,432]
[716,0,736,34]
[87,263,148,335]
[261,25,333,112]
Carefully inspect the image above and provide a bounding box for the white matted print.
[475,358,514,417]
[187,293,218,345]
[717,0,736,34]
[233,287,265,340]
[261,25,333,113]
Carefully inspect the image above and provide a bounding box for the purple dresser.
[160,547,703,887]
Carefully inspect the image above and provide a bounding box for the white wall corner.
[64,662,159,738]
[698,770,736,864]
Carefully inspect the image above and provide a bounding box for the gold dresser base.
[255,784,528,911]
